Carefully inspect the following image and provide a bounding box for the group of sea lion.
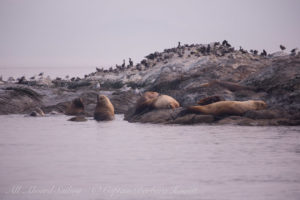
[135,92,267,117]
[63,91,267,122]
[65,94,115,121]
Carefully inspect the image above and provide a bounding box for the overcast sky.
[0,0,299,68]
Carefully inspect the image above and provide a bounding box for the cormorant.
[280,45,286,51]
[206,44,211,54]
[260,49,267,57]
[291,48,298,55]
[121,59,125,68]
[129,58,133,66]
[222,40,231,47]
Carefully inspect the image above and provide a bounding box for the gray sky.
[0,0,299,68]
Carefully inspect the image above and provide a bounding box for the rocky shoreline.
[1,42,299,125]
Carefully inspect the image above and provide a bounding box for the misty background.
[0,0,300,78]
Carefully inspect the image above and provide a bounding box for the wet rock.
[0,86,43,114]
[128,109,175,124]
[217,116,257,126]
[68,116,87,122]
[171,114,214,124]
[244,109,283,119]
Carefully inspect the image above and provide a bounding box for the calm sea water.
[0,114,300,200]
[0,66,96,80]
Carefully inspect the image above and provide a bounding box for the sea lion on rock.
[65,98,84,115]
[135,91,159,114]
[152,95,180,109]
[134,92,180,114]
[94,95,114,121]
[187,100,267,116]
[29,107,45,117]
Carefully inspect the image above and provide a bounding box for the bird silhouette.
[279,45,286,51]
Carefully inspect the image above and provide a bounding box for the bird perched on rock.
[178,41,181,48]
[129,58,133,66]
[206,44,211,54]
[260,49,267,57]
[291,48,298,56]
[121,59,125,69]
[239,46,247,54]
[222,40,231,47]
[280,45,286,51]
[38,72,43,76]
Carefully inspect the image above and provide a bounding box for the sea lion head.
[254,100,267,110]
[135,91,159,114]
[97,95,110,105]
[73,98,84,109]
[65,98,85,115]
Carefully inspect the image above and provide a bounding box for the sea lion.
[65,98,84,115]
[134,92,180,114]
[152,95,180,109]
[187,100,267,116]
[197,96,225,105]
[94,95,114,121]
[135,91,159,114]
[29,107,45,117]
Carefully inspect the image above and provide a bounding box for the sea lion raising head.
[65,98,84,115]
[94,95,114,121]
[135,91,159,114]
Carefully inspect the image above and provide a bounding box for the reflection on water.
[0,115,300,200]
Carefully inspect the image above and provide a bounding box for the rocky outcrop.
[0,41,299,125]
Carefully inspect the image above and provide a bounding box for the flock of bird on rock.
[1,40,298,85]
[93,40,299,75]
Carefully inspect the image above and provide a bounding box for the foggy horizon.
[1,0,300,68]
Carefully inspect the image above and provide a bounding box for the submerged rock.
[68,116,87,122]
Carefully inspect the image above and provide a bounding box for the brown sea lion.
[152,95,180,109]
[134,92,180,114]
[94,95,114,121]
[29,107,45,117]
[135,91,159,114]
[65,98,84,115]
[197,96,225,105]
[187,100,267,116]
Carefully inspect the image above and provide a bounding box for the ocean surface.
[0,114,300,200]
[0,66,97,80]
